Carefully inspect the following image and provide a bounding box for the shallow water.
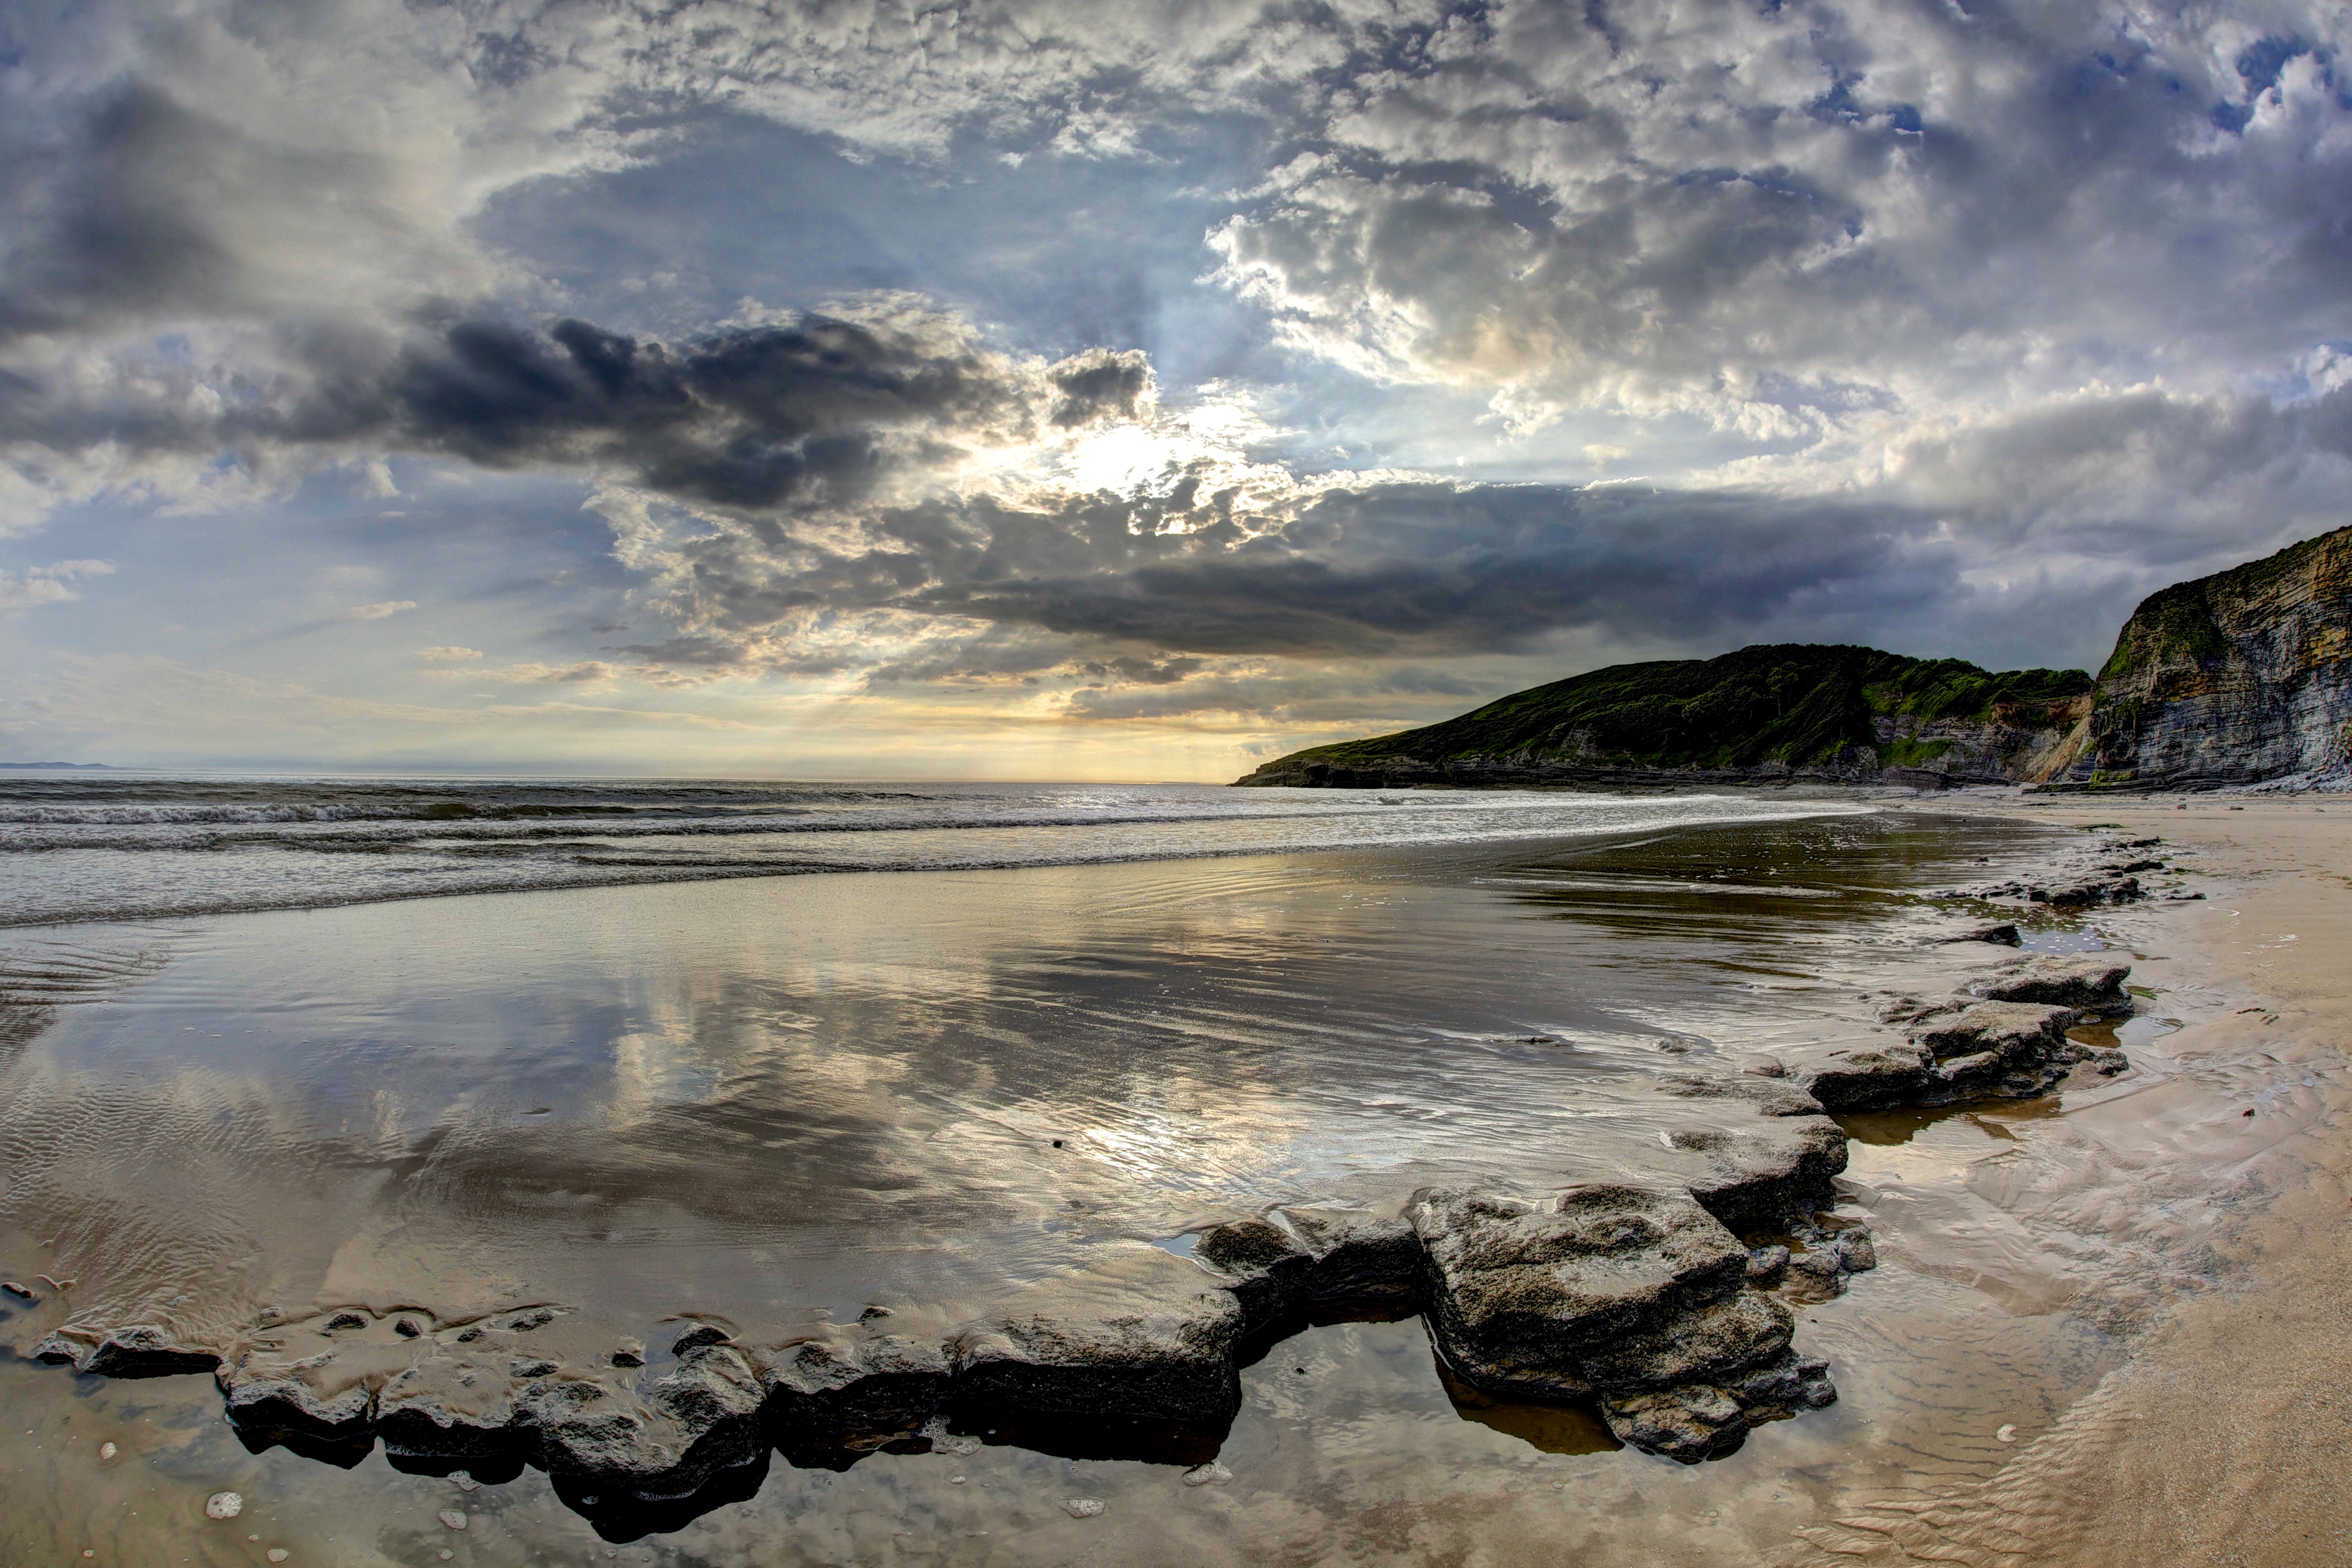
[0,801,2196,1563]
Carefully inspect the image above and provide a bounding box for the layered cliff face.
[2066,526,2352,788]
[1235,645,2092,789]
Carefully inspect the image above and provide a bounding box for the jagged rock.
[2045,875,2140,906]
[1599,1383,1747,1460]
[1968,954,2133,1012]
[1659,1073,1827,1119]
[765,1331,952,1465]
[1410,1185,1748,1405]
[1575,1290,1794,1391]
[35,1324,220,1378]
[1669,1116,1849,1232]
[1940,923,2022,945]
[1194,1218,1313,1335]
[1273,1207,1423,1315]
[949,1254,1246,1432]
[1745,1245,1790,1284]
[1800,1046,1931,1110]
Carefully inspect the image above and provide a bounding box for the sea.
[0,772,2186,1565]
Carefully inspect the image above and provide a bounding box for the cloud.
[0,558,112,612]
[343,600,417,619]
[416,645,482,662]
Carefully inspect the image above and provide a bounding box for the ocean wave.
[0,776,1872,927]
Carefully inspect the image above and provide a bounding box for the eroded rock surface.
[1409,1185,1840,1459]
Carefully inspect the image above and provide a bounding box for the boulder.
[1968,954,2133,1012]
[765,1331,953,1467]
[948,1254,1245,1433]
[1799,1045,1931,1110]
[1409,1185,1748,1406]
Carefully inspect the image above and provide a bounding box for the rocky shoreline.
[14,835,2169,1542]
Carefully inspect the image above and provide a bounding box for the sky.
[2,0,2349,779]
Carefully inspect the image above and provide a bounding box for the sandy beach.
[0,793,2342,1565]
[1779,794,2352,1567]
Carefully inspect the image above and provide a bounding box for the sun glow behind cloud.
[2,0,2350,774]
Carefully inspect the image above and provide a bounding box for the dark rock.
[1598,1384,1748,1461]
[766,1332,952,1465]
[1800,1045,1931,1110]
[36,1324,221,1378]
[949,1257,1246,1433]
[1575,1290,1794,1392]
[1671,1116,1849,1232]
[2046,875,2139,906]
[1194,1218,1313,1335]
[1968,954,2133,1012]
[1940,923,2022,945]
[1745,1245,1790,1284]
[1277,1208,1422,1316]
[1410,1185,1747,1406]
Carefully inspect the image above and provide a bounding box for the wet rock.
[1968,954,2133,1013]
[766,1331,953,1466]
[1575,1290,1795,1392]
[1799,1045,1931,1111]
[322,1312,368,1333]
[1744,1245,1790,1284]
[1193,1218,1312,1335]
[2044,876,2141,907]
[1,1280,36,1302]
[1275,1207,1423,1315]
[1915,1001,2086,1097]
[377,1352,528,1465]
[1939,923,2022,945]
[393,1319,421,1339]
[220,1348,376,1458]
[1597,1384,1747,1461]
[1410,1185,1748,1408]
[1670,1115,1849,1233]
[36,1324,221,1378]
[950,1257,1245,1434]
[1659,1073,1826,1119]
[535,1340,767,1507]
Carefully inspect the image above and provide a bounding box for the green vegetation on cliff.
[1252,644,2092,777]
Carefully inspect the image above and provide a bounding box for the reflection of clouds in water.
[0,812,2076,1354]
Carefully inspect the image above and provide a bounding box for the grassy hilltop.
[1236,644,2093,786]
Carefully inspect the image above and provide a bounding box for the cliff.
[2063,525,2352,788]
[1234,644,2093,789]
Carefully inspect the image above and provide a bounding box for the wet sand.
[0,800,2338,1563]
[1782,794,2352,1568]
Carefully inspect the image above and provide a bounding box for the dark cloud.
[1047,348,1152,428]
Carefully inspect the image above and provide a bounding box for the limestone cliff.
[2063,525,2352,788]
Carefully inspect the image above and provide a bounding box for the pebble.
[949,1475,966,1485]
[440,1553,455,1562]
[1061,1498,1107,1519]
[97,1442,116,1461]
[204,1492,244,1521]
[267,1552,290,1563]
[1996,1423,2019,1443]
[438,1508,468,1530]
[450,1472,479,1492]
[1181,1461,1233,1487]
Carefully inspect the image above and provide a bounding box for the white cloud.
[343,600,416,620]
[416,645,483,662]
[0,559,113,612]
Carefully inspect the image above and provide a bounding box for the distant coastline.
[0,761,115,770]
